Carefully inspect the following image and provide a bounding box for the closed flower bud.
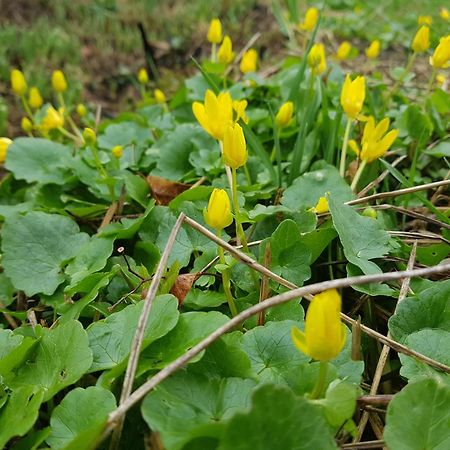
[275,101,294,128]
[336,41,352,60]
[28,87,43,109]
[218,36,234,65]
[291,289,346,361]
[76,103,87,117]
[365,40,381,59]
[112,145,123,158]
[21,117,33,133]
[340,74,365,119]
[313,196,329,214]
[207,18,222,44]
[362,207,377,219]
[240,48,258,74]
[154,88,166,104]
[11,69,27,96]
[138,68,149,85]
[222,122,247,169]
[299,7,319,32]
[204,188,233,230]
[41,106,64,131]
[0,137,12,163]
[440,7,450,21]
[430,35,450,68]
[418,15,432,26]
[83,127,96,146]
[52,70,67,93]
[308,43,327,75]
[436,73,446,86]
[412,26,430,53]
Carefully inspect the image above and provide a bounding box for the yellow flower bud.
[430,35,450,68]
[275,101,294,128]
[365,40,381,59]
[440,7,450,21]
[291,289,346,361]
[51,70,67,93]
[204,188,233,230]
[240,49,258,74]
[336,41,352,60]
[362,207,377,219]
[299,7,319,32]
[154,88,166,104]
[83,127,96,146]
[112,145,123,158]
[313,196,329,214]
[76,103,87,117]
[21,117,33,134]
[436,73,446,87]
[308,43,327,75]
[192,89,233,140]
[232,100,249,124]
[41,106,64,131]
[207,18,223,44]
[0,137,12,163]
[418,15,432,26]
[340,74,365,120]
[28,87,43,109]
[10,69,27,96]
[138,68,149,85]
[217,35,234,65]
[222,122,247,169]
[412,26,430,53]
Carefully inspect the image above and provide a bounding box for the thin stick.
[258,242,272,326]
[103,261,450,440]
[355,242,417,442]
[110,213,186,450]
[341,440,385,449]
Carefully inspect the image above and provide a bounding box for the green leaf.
[98,122,152,149]
[0,273,15,307]
[46,386,116,450]
[384,378,450,450]
[218,384,337,450]
[300,224,337,264]
[183,288,229,309]
[0,386,45,449]
[122,171,150,207]
[424,141,450,158]
[5,138,74,185]
[2,212,89,296]
[9,321,93,402]
[401,104,433,146]
[399,329,450,381]
[87,294,179,372]
[328,196,391,274]
[389,279,450,343]
[0,330,36,377]
[142,372,256,450]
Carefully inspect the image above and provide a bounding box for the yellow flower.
[308,43,327,75]
[76,103,87,117]
[232,100,249,124]
[21,117,33,133]
[340,74,365,120]
[112,145,123,158]
[299,7,319,32]
[217,35,234,65]
[28,87,43,109]
[440,7,450,21]
[83,127,96,146]
[192,89,233,140]
[275,101,294,128]
[222,122,247,169]
[240,49,258,74]
[313,196,329,214]
[51,70,67,93]
[138,68,149,85]
[365,40,380,59]
[349,116,399,163]
[436,73,446,86]
[42,106,64,131]
[412,26,430,53]
[10,69,27,96]
[430,35,450,68]
[418,15,432,26]
[0,138,12,163]
[336,41,352,60]
[154,88,166,104]
[291,289,346,361]
[207,18,223,44]
[204,188,233,230]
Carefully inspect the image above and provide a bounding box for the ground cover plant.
[0,1,450,449]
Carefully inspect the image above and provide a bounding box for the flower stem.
[339,118,353,178]
[426,67,437,96]
[351,159,367,192]
[211,43,217,63]
[217,229,238,317]
[310,361,328,399]
[231,167,249,252]
[243,163,252,185]
[274,123,282,188]
[20,95,33,119]
[389,52,416,100]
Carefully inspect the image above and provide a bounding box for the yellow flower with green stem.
[299,7,319,32]
[308,43,327,75]
[0,138,12,163]
[336,41,352,60]
[430,35,450,68]
[365,40,380,59]
[275,101,294,128]
[217,36,234,65]
[207,18,223,62]
[412,26,430,53]
[11,69,27,96]
[28,87,43,109]
[240,49,258,74]
[52,70,67,93]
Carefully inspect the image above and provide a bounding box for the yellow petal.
[291,327,310,357]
